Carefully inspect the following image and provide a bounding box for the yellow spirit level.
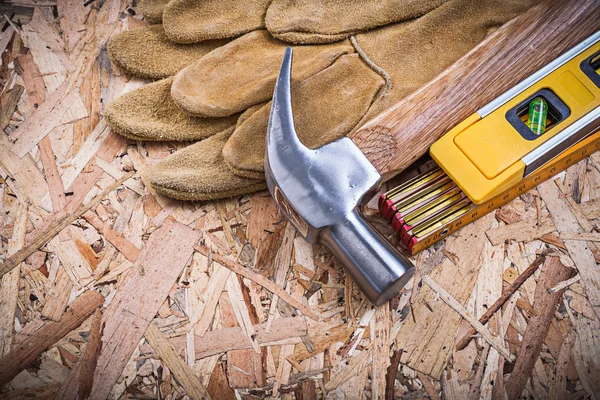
[380,31,600,254]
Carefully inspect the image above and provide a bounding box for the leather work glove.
[104,25,236,142]
[161,0,445,44]
[146,105,268,201]
[104,0,453,199]
[105,0,441,143]
[142,0,538,200]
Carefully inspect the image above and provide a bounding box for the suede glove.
[106,0,449,142]
[162,0,446,44]
[145,105,267,201]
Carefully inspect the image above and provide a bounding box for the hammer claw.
[265,48,415,305]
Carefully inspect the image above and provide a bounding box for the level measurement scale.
[407,127,600,254]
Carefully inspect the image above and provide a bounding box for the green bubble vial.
[526,97,548,135]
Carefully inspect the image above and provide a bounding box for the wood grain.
[352,0,600,180]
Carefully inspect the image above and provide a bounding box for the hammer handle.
[352,0,600,182]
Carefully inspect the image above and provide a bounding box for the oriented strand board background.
[0,1,599,399]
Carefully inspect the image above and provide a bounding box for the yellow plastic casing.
[430,44,600,204]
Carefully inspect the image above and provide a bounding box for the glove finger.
[105,77,238,141]
[136,0,170,23]
[163,0,270,44]
[147,127,266,201]
[266,0,447,44]
[222,53,385,177]
[171,30,354,117]
[108,25,228,80]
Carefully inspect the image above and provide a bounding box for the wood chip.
[486,214,555,245]
[10,81,80,158]
[145,323,211,400]
[396,214,495,378]
[167,316,307,360]
[0,290,104,386]
[0,171,134,278]
[55,307,104,400]
[0,203,27,356]
[505,256,574,399]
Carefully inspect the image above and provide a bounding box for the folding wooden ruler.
[380,31,600,255]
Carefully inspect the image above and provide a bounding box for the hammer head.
[265,48,414,305]
[265,48,381,243]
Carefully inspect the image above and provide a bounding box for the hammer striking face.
[265,48,415,305]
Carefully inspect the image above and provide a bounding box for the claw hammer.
[265,0,600,305]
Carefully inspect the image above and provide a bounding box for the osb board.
[0,2,599,399]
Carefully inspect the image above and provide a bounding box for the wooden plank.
[145,323,211,400]
[0,290,104,386]
[538,180,600,319]
[89,220,201,400]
